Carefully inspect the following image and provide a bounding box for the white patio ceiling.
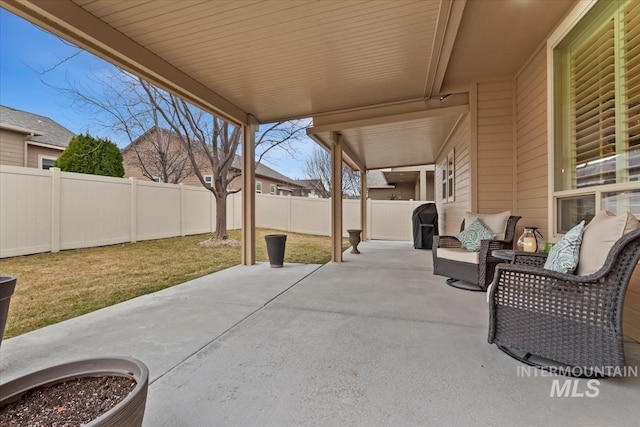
[2,0,574,170]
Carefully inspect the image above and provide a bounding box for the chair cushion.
[575,210,640,276]
[456,218,496,252]
[464,211,511,240]
[543,221,585,274]
[437,247,480,264]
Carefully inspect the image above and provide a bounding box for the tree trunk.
[214,193,228,240]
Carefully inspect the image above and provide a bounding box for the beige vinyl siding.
[476,79,515,213]
[0,129,25,166]
[436,114,471,235]
[26,145,62,169]
[369,182,416,201]
[181,174,208,187]
[515,46,549,239]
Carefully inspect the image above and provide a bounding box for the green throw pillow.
[456,218,496,252]
[543,221,585,274]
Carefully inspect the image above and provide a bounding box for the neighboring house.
[122,127,303,195]
[292,179,327,198]
[0,105,74,169]
[367,166,434,201]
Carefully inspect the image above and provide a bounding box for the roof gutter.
[0,123,43,136]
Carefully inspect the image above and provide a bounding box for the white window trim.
[440,149,455,203]
[270,184,276,195]
[546,0,640,237]
[204,175,213,188]
[256,181,262,193]
[38,155,58,170]
[447,149,455,203]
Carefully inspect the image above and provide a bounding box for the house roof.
[121,126,174,152]
[233,157,299,187]
[124,126,300,186]
[294,179,323,189]
[0,105,75,149]
[366,170,394,189]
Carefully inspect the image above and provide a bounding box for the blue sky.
[0,9,314,179]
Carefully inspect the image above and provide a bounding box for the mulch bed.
[0,375,136,426]
[197,237,241,248]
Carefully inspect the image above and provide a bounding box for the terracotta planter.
[265,234,287,268]
[0,357,149,427]
[0,276,17,349]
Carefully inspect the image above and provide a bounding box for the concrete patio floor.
[1,240,639,426]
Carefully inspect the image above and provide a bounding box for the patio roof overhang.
[1,0,575,262]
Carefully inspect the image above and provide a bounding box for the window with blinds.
[624,0,640,183]
[555,0,640,190]
[572,17,616,188]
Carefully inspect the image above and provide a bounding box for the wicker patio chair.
[488,229,640,377]
[432,215,521,291]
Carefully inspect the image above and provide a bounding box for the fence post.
[366,198,372,240]
[287,194,292,232]
[130,177,137,243]
[180,183,186,237]
[50,167,61,253]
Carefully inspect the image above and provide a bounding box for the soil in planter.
[0,375,136,426]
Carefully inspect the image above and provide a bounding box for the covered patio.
[2,242,639,425]
[0,0,578,262]
[2,1,640,423]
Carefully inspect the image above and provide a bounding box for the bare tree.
[138,79,309,239]
[51,69,195,183]
[305,146,361,198]
[49,67,309,240]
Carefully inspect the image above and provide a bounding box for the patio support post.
[331,132,343,262]
[360,168,367,241]
[242,116,258,266]
[419,170,427,201]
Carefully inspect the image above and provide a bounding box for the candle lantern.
[517,227,544,253]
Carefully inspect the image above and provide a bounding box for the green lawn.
[0,229,348,338]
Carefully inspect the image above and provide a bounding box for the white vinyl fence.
[0,166,429,258]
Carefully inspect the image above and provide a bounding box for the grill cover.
[412,203,438,249]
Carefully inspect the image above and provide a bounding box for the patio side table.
[492,249,515,262]
[492,250,547,266]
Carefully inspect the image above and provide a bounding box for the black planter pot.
[0,356,149,427]
[265,234,287,268]
[0,276,17,349]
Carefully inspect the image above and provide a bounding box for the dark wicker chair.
[488,229,640,376]
[432,215,521,291]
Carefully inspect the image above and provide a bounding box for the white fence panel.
[184,186,214,235]
[136,181,181,241]
[1,166,426,258]
[368,200,419,241]
[226,192,242,230]
[256,194,289,230]
[59,171,131,250]
[290,196,330,235]
[0,166,52,257]
[343,199,361,235]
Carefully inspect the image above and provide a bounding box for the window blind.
[570,1,640,187]
[572,18,616,187]
[624,0,640,181]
